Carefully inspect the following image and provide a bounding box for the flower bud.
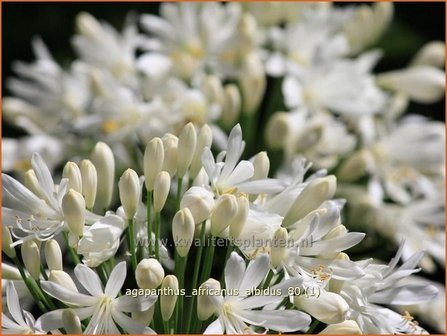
[377,65,445,103]
[265,112,291,149]
[49,270,78,292]
[76,12,101,39]
[197,278,221,320]
[238,13,257,53]
[2,226,16,258]
[3,263,22,280]
[294,291,349,325]
[177,122,197,177]
[203,75,225,106]
[411,41,445,68]
[63,162,82,194]
[144,137,164,191]
[229,195,249,239]
[44,239,62,271]
[319,320,361,334]
[23,169,45,199]
[325,225,348,240]
[211,194,238,236]
[239,53,266,115]
[62,189,86,236]
[160,275,179,321]
[172,208,195,257]
[62,309,82,334]
[162,134,178,177]
[90,142,115,209]
[284,176,337,226]
[21,240,40,280]
[80,159,97,210]
[221,84,241,128]
[329,253,349,294]
[270,227,289,268]
[153,171,171,213]
[337,150,372,182]
[118,169,140,220]
[252,151,270,180]
[180,187,215,224]
[190,125,213,180]
[135,258,165,289]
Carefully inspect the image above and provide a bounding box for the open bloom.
[2,282,44,334]
[203,252,311,334]
[39,262,157,334]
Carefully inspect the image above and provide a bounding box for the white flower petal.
[112,310,149,334]
[204,318,224,334]
[239,309,311,332]
[370,284,438,305]
[225,252,246,291]
[224,160,254,188]
[41,281,98,306]
[6,282,27,327]
[115,294,157,312]
[105,261,127,298]
[238,254,269,293]
[74,264,104,297]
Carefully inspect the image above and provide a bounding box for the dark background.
[2,2,445,129]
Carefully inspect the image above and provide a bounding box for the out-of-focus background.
[3,2,445,138]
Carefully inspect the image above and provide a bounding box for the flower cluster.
[2,2,445,335]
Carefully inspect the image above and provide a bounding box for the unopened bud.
[229,195,249,239]
[63,162,82,194]
[172,208,195,257]
[23,169,45,199]
[62,189,86,236]
[319,320,361,334]
[329,253,350,294]
[265,112,291,149]
[190,125,213,179]
[45,239,63,271]
[239,53,266,115]
[211,194,238,236]
[62,309,82,334]
[2,226,16,258]
[118,169,140,220]
[338,150,372,182]
[76,12,101,39]
[160,275,179,321]
[177,123,197,178]
[294,291,349,325]
[377,66,445,103]
[80,159,97,210]
[135,258,165,290]
[252,151,270,180]
[221,84,241,128]
[48,270,78,292]
[411,41,445,68]
[153,171,170,213]
[180,187,215,224]
[91,142,115,209]
[21,240,40,280]
[325,225,348,240]
[270,227,289,268]
[162,134,178,177]
[284,176,337,226]
[203,75,225,106]
[144,137,164,191]
[197,278,221,320]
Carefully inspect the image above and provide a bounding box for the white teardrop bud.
[228,195,249,239]
[160,275,179,321]
[23,169,45,199]
[177,122,197,178]
[172,208,195,257]
[2,226,16,258]
[270,227,289,268]
[118,169,141,220]
[62,162,82,194]
[211,194,238,236]
[239,53,266,115]
[180,187,215,224]
[62,189,86,236]
[144,137,164,191]
[80,159,97,210]
[197,278,221,321]
[252,151,270,180]
[48,270,78,292]
[221,84,241,128]
[190,125,213,180]
[153,171,171,213]
[411,41,445,68]
[21,240,40,280]
[62,309,82,334]
[319,320,361,334]
[265,112,291,149]
[44,239,63,271]
[162,133,178,177]
[90,142,115,209]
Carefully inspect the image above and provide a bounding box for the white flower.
[203,252,311,334]
[77,214,125,267]
[39,262,157,334]
[2,282,44,334]
[339,245,438,333]
[2,153,98,245]
[140,3,245,79]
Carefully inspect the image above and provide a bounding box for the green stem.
[220,242,235,287]
[126,218,137,271]
[154,211,161,261]
[262,269,274,289]
[40,264,48,280]
[12,256,48,312]
[307,319,320,334]
[185,223,206,333]
[63,232,81,265]
[176,254,187,332]
[96,263,108,286]
[147,190,153,257]
[199,236,215,286]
